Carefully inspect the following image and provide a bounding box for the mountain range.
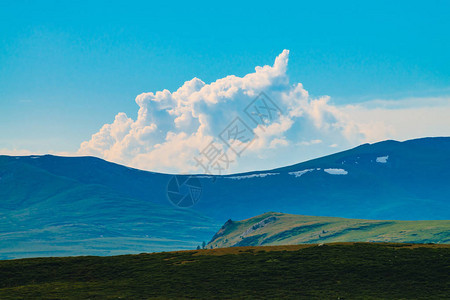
[1,137,449,259]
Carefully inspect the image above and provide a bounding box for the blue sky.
[1,1,449,173]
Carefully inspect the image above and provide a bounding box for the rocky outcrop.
[208,219,233,244]
[241,216,278,238]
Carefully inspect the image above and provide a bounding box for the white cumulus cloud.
[78,50,450,173]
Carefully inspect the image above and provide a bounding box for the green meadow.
[0,243,449,299]
[208,212,450,248]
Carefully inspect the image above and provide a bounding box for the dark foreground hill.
[208,212,450,248]
[0,243,449,299]
[1,137,449,258]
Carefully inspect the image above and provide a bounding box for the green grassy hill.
[0,243,449,299]
[208,212,450,248]
[0,156,217,259]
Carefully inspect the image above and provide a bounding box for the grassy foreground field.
[0,243,449,299]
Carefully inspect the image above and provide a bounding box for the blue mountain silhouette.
[0,137,449,258]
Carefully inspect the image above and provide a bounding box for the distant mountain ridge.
[0,155,217,259]
[196,136,450,221]
[0,137,449,258]
[207,212,450,248]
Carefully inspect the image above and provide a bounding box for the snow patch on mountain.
[376,156,389,163]
[324,168,348,175]
[288,169,314,178]
[225,173,279,180]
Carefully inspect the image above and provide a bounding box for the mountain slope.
[208,212,450,248]
[0,156,217,259]
[196,137,450,221]
[0,137,449,259]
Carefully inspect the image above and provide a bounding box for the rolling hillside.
[0,156,217,259]
[1,137,449,258]
[198,137,450,222]
[208,212,450,248]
